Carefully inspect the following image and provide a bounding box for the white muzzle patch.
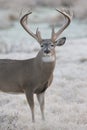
[42,54,55,62]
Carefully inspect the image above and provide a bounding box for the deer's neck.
[35,51,56,76]
[42,54,55,62]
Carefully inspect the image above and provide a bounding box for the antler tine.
[51,9,73,42]
[36,28,42,43]
[51,25,55,39]
[20,12,42,43]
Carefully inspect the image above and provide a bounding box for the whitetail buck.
[0,9,72,122]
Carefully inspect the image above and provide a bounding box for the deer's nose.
[44,49,50,54]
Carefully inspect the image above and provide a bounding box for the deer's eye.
[41,45,43,47]
[51,44,54,47]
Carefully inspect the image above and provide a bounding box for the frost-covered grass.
[0,38,87,130]
[0,7,87,130]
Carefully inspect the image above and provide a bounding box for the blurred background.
[0,0,87,54]
[0,1,87,130]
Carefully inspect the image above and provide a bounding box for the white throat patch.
[42,55,55,62]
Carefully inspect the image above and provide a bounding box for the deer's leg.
[25,89,35,122]
[37,92,45,120]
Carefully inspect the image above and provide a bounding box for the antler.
[20,12,42,43]
[51,9,73,42]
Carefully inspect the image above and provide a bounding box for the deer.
[0,9,72,122]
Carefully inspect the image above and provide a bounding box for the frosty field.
[0,8,87,130]
[0,38,87,130]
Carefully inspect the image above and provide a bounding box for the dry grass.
[0,0,87,19]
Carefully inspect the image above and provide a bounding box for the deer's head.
[20,9,72,61]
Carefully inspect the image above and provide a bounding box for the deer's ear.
[55,37,66,46]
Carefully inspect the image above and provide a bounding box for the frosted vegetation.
[0,7,87,130]
[0,8,87,53]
